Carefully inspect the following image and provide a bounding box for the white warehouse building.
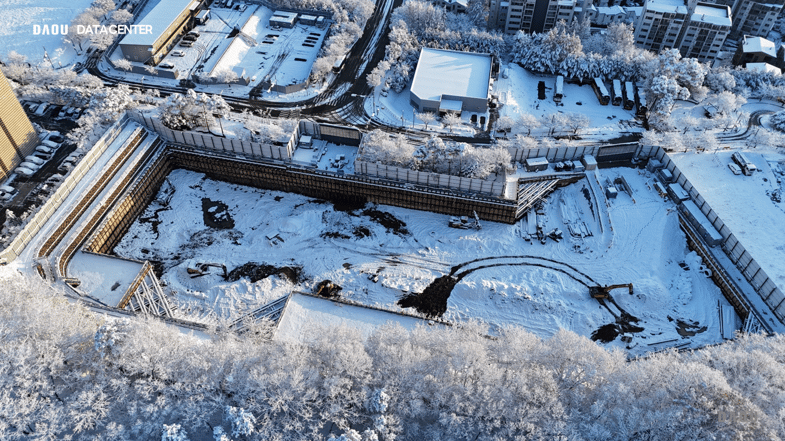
[409,48,492,115]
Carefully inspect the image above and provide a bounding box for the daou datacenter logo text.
[33,24,153,35]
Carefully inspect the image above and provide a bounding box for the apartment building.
[708,0,784,41]
[0,70,38,181]
[678,3,732,61]
[634,0,731,63]
[489,0,577,34]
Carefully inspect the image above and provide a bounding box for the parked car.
[24,155,45,166]
[159,61,175,69]
[187,31,200,38]
[182,34,198,42]
[36,145,54,155]
[41,139,60,149]
[171,50,185,57]
[16,167,35,178]
[46,132,64,143]
[179,41,194,47]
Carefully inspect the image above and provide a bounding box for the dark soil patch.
[321,231,351,239]
[581,186,594,218]
[353,226,371,238]
[226,262,303,283]
[274,196,283,201]
[139,205,170,238]
[591,311,644,343]
[398,275,457,317]
[362,209,409,235]
[591,324,619,343]
[537,81,546,100]
[201,198,234,229]
[332,198,366,213]
[676,319,707,337]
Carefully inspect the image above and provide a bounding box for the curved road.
[88,0,402,124]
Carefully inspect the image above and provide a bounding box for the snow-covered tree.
[442,113,462,133]
[215,70,239,84]
[114,58,132,71]
[67,12,99,52]
[226,406,256,437]
[771,110,785,132]
[418,112,436,130]
[111,8,133,25]
[161,423,189,441]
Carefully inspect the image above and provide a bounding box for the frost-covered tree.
[417,112,436,130]
[771,111,785,133]
[442,112,462,133]
[111,8,133,25]
[226,406,256,437]
[114,58,132,71]
[67,12,99,52]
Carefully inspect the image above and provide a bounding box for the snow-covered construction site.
[10,112,783,357]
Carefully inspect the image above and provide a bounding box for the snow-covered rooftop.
[746,62,782,74]
[644,0,688,15]
[275,293,436,342]
[742,36,777,57]
[120,0,198,46]
[597,6,625,15]
[691,4,731,26]
[410,48,491,102]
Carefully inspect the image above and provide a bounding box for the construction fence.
[505,143,658,163]
[129,112,295,161]
[654,147,785,322]
[355,160,507,197]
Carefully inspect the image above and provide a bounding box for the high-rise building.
[683,0,783,41]
[489,0,577,34]
[0,70,38,182]
[634,0,731,63]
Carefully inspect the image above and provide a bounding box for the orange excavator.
[589,283,634,299]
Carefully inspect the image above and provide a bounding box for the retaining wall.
[654,147,785,322]
[0,116,132,264]
[505,143,658,163]
[87,146,519,256]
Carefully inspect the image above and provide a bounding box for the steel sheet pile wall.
[86,146,519,256]
[171,150,517,222]
[655,148,785,323]
[86,149,174,255]
[130,113,294,160]
[355,161,506,197]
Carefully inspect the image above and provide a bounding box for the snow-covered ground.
[111,166,736,356]
[0,0,93,66]
[291,139,358,172]
[496,64,642,139]
[670,150,785,290]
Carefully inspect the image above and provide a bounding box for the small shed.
[299,135,313,147]
[657,168,673,183]
[195,9,210,25]
[524,157,549,172]
[270,11,298,28]
[667,183,689,203]
[606,185,618,199]
[581,154,597,171]
[646,158,663,172]
[316,16,325,27]
[300,14,317,25]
